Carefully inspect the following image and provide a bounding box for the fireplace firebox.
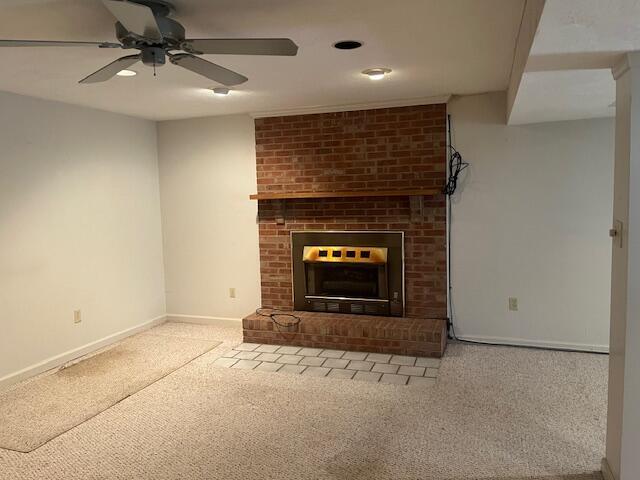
[292,231,404,316]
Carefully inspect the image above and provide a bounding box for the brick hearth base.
[242,310,447,358]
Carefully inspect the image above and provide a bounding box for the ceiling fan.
[0,0,298,86]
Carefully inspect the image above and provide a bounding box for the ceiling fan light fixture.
[212,87,230,96]
[116,69,137,77]
[362,67,391,80]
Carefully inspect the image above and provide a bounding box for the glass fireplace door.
[306,262,382,299]
[302,246,389,315]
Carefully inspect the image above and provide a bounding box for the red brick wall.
[255,104,447,319]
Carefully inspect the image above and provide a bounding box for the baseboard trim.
[0,314,167,390]
[166,313,242,328]
[601,457,616,480]
[455,334,609,354]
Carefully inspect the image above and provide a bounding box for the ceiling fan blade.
[182,38,298,56]
[102,0,163,42]
[0,40,121,48]
[170,54,248,86]
[79,54,141,84]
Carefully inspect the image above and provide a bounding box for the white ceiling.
[511,0,640,125]
[509,69,615,125]
[0,0,524,120]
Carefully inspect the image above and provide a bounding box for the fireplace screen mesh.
[303,246,387,300]
[306,263,382,299]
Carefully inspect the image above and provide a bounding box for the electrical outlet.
[74,310,82,324]
[229,288,236,299]
[508,297,518,312]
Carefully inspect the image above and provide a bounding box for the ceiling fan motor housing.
[141,47,166,66]
[115,17,185,49]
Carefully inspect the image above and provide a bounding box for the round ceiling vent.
[333,40,363,50]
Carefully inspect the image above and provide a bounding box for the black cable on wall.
[443,115,468,340]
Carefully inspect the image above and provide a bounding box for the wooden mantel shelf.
[249,188,441,201]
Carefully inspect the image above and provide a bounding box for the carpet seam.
[0,339,222,454]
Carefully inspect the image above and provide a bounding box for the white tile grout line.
[212,343,440,386]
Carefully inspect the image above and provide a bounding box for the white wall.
[157,115,261,320]
[0,91,166,382]
[448,92,613,351]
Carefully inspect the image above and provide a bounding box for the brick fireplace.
[242,103,449,357]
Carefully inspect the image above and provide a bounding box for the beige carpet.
[0,322,606,480]
[0,331,220,452]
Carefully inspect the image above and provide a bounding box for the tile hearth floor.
[212,343,440,386]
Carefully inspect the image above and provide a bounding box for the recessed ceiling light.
[362,68,391,80]
[212,87,230,96]
[116,69,137,77]
[334,40,363,50]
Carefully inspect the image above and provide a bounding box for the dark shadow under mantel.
[249,188,441,201]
